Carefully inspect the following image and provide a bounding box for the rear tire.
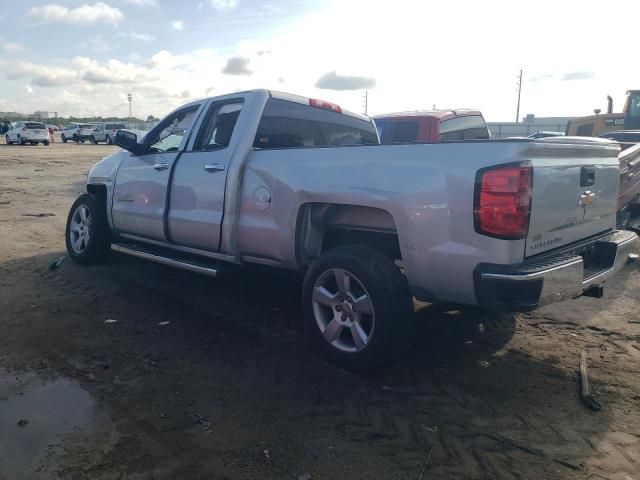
[106,135,112,145]
[90,136,97,144]
[62,135,68,143]
[19,136,26,145]
[44,140,50,146]
[302,245,413,371]
[65,194,111,265]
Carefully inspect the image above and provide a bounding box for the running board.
[111,243,220,278]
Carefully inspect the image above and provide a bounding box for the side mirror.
[114,130,143,155]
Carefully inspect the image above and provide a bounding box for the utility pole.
[515,69,523,123]
[362,90,368,116]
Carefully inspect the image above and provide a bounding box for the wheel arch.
[295,203,402,267]
[87,184,107,206]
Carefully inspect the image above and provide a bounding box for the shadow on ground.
[1,251,633,480]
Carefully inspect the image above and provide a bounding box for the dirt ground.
[0,140,639,480]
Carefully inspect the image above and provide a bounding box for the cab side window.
[193,101,243,151]
[145,105,200,153]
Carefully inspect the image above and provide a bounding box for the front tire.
[5,135,12,145]
[302,245,413,371]
[65,194,111,265]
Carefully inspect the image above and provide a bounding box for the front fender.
[86,150,128,232]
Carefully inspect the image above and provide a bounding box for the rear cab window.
[390,120,419,143]
[25,122,45,129]
[439,115,489,141]
[254,98,378,149]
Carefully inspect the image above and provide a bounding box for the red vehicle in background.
[373,110,490,143]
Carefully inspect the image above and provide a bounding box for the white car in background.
[90,122,126,144]
[5,121,50,145]
[61,123,93,143]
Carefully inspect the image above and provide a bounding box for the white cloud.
[25,85,34,95]
[3,42,27,54]
[87,35,113,52]
[205,0,238,11]
[122,0,158,6]
[117,31,155,42]
[29,2,124,26]
[171,20,184,31]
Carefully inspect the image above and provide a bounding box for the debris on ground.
[22,213,55,217]
[0,200,10,205]
[298,474,312,480]
[478,360,490,368]
[420,424,438,433]
[49,255,67,270]
[263,449,270,459]
[193,413,212,431]
[417,446,434,480]
[157,321,170,326]
[17,419,28,427]
[104,319,118,324]
[579,350,602,411]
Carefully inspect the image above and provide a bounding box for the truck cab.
[373,110,490,143]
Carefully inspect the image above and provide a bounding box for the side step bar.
[111,243,220,278]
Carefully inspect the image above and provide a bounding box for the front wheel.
[65,194,111,265]
[302,245,413,371]
[5,135,12,145]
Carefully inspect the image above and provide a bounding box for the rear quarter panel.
[238,141,533,305]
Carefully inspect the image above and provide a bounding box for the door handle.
[153,163,169,171]
[204,163,225,172]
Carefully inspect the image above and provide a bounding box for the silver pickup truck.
[65,89,639,370]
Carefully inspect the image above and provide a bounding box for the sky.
[0,0,639,121]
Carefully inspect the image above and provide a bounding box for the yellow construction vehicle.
[566,90,640,136]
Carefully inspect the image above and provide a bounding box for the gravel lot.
[1,140,639,480]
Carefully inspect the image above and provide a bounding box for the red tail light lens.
[309,98,342,114]
[474,164,532,239]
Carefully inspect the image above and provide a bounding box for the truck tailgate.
[525,138,620,257]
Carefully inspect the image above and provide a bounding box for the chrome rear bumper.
[475,230,639,311]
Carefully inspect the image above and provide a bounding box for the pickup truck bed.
[64,89,639,370]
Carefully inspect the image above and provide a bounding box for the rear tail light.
[309,98,342,113]
[474,163,532,239]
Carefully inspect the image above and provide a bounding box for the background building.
[488,115,575,138]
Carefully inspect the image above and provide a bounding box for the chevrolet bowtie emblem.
[579,191,596,207]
